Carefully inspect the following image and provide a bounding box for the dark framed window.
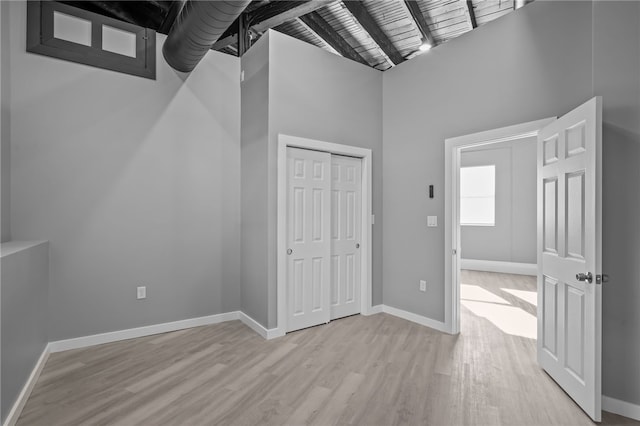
[27,1,156,79]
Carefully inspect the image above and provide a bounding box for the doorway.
[276,134,373,336]
[458,137,538,339]
[443,118,555,335]
[444,97,603,422]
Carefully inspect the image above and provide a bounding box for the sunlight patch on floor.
[461,300,537,339]
[501,288,537,306]
[460,284,509,304]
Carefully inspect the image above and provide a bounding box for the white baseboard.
[3,345,50,426]
[367,305,383,315]
[603,395,640,421]
[48,312,241,353]
[461,259,537,276]
[238,312,284,340]
[379,305,449,334]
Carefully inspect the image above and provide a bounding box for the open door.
[537,97,602,421]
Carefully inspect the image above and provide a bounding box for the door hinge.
[595,274,609,285]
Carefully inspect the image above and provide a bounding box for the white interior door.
[330,155,362,320]
[286,147,331,332]
[537,97,602,421]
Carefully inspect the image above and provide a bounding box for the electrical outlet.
[419,280,427,292]
[137,286,146,300]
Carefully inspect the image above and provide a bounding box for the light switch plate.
[427,216,437,227]
[137,286,146,300]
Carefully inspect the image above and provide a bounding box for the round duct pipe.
[163,0,251,73]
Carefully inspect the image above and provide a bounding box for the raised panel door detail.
[312,189,323,242]
[294,159,305,178]
[544,179,558,253]
[330,155,362,320]
[293,260,304,315]
[537,97,601,421]
[566,121,586,157]
[287,147,331,332]
[293,188,305,243]
[565,284,586,382]
[346,165,356,183]
[543,276,558,358]
[331,255,340,306]
[346,191,356,240]
[544,135,559,165]
[346,254,355,303]
[566,172,585,259]
[332,164,340,182]
[313,161,324,180]
[312,257,323,312]
[331,190,340,240]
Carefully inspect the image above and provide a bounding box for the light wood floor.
[17,271,638,425]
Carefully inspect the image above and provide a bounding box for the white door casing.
[286,147,332,332]
[537,97,602,422]
[445,118,556,335]
[330,155,362,320]
[277,134,373,338]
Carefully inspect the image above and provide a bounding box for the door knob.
[356,243,360,249]
[287,249,293,255]
[576,272,593,283]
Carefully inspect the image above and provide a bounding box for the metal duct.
[163,0,251,73]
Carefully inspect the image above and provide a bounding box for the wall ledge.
[0,241,48,258]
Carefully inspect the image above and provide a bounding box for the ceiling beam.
[342,1,404,65]
[300,11,369,66]
[403,0,436,47]
[295,17,340,56]
[465,0,477,29]
[213,1,335,50]
[252,1,335,33]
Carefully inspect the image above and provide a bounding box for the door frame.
[276,134,373,335]
[444,118,555,334]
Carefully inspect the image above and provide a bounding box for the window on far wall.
[460,165,495,226]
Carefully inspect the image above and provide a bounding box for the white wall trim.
[366,305,383,315]
[2,345,49,426]
[276,134,373,337]
[48,312,241,353]
[238,312,285,340]
[460,259,537,276]
[380,305,449,334]
[602,396,640,421]
[444,117,556,335]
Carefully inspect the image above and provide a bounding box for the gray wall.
[594,1,640,406]
[1,241,49,423]
[383,0,640,407]
[267,31,383,328]
[7,2,242,340]
[240,34,271,327]
[1,0,10,243]
[460,137,536,263]
[382,0,592,322]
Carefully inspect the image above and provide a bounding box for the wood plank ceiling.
[62,0,529,71]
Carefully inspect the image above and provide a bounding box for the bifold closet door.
[330,155,362,320]
[286,147,331,332]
